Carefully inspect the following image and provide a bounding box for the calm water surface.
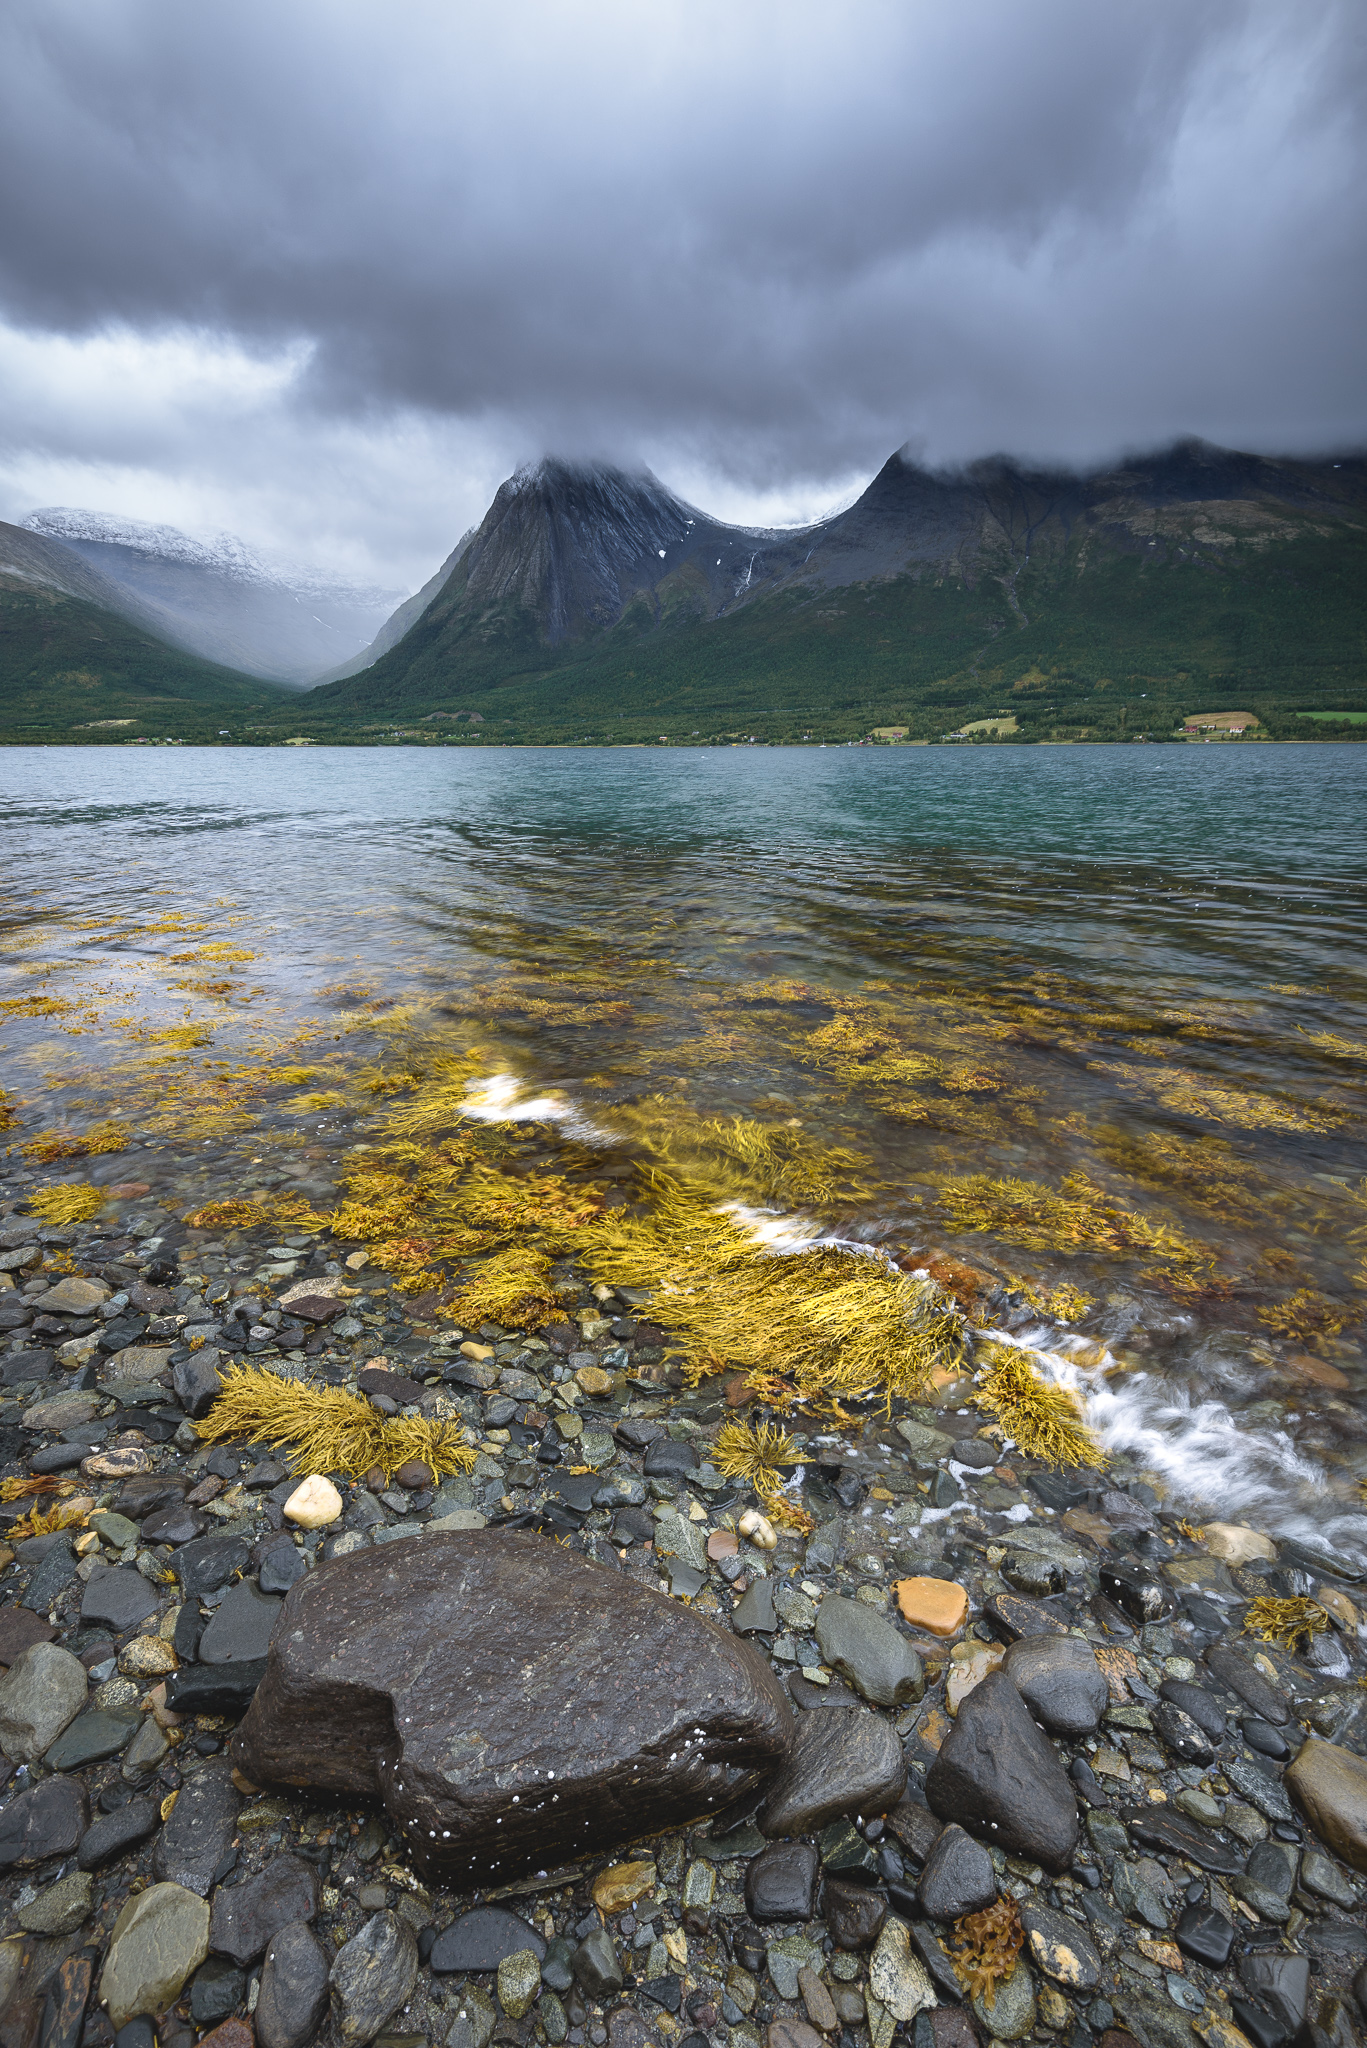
[2,744,1365,1542]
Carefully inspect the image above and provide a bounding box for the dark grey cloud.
[0,0,1362,575]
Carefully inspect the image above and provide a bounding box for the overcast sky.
[0,0,1361,591]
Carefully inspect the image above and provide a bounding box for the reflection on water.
[2,744,1365,1539]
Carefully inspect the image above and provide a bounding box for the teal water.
[3,744,1366,1540]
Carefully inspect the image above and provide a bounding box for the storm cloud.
[0,0,1362,583]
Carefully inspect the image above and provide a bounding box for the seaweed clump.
[712,1419,812,1530]
[949,1896,1024,2006]
[29,1185,104,1225]
[1243,1596,1329,1653]
[579,1177,964,1408]
[441,1246,563,1331]
[194,1364,477,1485]
[971,1343,1107,1470]
[933,1172,1205,1264]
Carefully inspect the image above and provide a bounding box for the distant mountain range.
[19,509,404,686]
[307,439,1367,740]
[2,441,1365,743]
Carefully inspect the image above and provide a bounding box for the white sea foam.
[458,1072,616,1144]
[982,1322,1367,1561]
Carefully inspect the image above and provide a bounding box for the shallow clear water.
[3,743,1365,1542]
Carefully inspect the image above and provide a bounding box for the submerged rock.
[232,1529,792,1883]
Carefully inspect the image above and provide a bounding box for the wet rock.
[0,1642,89,1761]
[164,1659,267,1719]
[917,1824,996,1921]
[99,1881,210,2029]
[971,1959,1035,2041]
[258,1541,307,1595]
[757,1705,905,1837]
[20,1537,78,1611]
[867,1918,937,2025]
[0,1774,88,1866]
[1301,1849,1359,1908]
[731,1579,777,1634]
[981,1593,1068,1643]
[41,1277,109,1316]
[1204,1645,1289,1726]
[140,1505,207,1546]
[329,1911,417,2048]
[821,1879,887,1950]
[644,1438,697,1478]
[39,1945,98,2048]
[1153,1701,1216,1766]
[0,1609,55,1666]
[925,1670,1079,1873]
[1285,1739,1367,1871]
[430,1907,547,1974]
[798,1966,838,2034]
[45,1709,139,1771]
[152,1759,240,1896]
[1158,1680,1225,1743]
[497,1949,541,2020]
[115,1475,191,1520]
[232,1530,791,1885]
[769,2023,823,2048]
[1239,1953,1311,2034]
[745,1841,819,1922]
[1020,1903,1100,1990]
[1098,1559,1172,1625]
[18,1869,92,1936]
[814,1596,923,1709]
[283,1477,342,1529]
[1001,1635,1108,1739]
[1199,1523,1276,1567]
[1174,1903,1234,1968]
[1225,1753,1293,1823]
[894,1579,968,1638]
[189,1957,246,2028]
[208,1853,318,1964]
[171,1355,224,1421]
[886,1796,943,1866]
[199,1581,283,1664]
[572,1926,623,1998]
[78,1798,161,1870]
[121,1719,172,1786]
[175,1534,251,1599]
[256,1921,331,2048]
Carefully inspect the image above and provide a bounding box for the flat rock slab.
[0,1776,89,1867]
[430,1905,547,1973]
[814,1597,924,1709]
[152,1760,241,1897]
[232,1529,792,1886]
[199,1582,283,1665]
[80,1568,160,1633]
[1285,1738,1367,1872]
[175,1535,251,1599]
[99,1880,210,2030]
[208,1853,319,1964]
[925,1670,1079,1873]
[0,1608,55,1669]
[757,1704,905,1838]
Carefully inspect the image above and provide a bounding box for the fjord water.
[3,743,1366,1547]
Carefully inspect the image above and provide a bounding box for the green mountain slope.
[0,575,289,740]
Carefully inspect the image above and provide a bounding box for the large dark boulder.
[757,1705,905,1838]
[232,1530,792,1885]
[924,1670,1079,1874]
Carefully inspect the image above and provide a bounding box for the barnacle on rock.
[971,1344,1107,1470]
[949,1896,1024,2007]
[1243,1596,1329,1652]
[195,1364,477,1484]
